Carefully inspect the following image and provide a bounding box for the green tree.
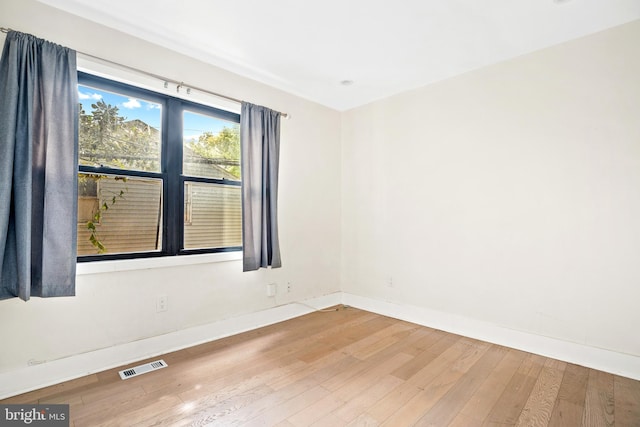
[79,100,160,172]
[79,100,123,165]
[186,125,241,178]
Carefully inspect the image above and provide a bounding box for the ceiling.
[38,0,640,111]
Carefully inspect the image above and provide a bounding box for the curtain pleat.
[240,102,282,272]
[0,31,78,300]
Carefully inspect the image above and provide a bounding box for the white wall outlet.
[386,277,394,288]
[156,295,168,312]
[287,282,292,293]
[266,283,277,297]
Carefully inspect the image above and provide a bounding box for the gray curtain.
[240,102,282,271]
[0,31,78,301]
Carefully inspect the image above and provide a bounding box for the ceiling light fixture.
[340,80,354,86]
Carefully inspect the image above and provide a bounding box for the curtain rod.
[0,26,289,118]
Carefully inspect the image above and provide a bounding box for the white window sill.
[76,251,242,275]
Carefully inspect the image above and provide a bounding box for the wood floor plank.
[330,353,412,401]
[320,351,402,392]
[453,348,527,425]
[137,341,292,396]
[80,381,147,406]
[178,358,307,402]
[515,358,567,427]
[293,315,396,364]
[287,389,346,426]
[310,413,349,427]
[78,393,183,427]
[147,384,273,427]
[338,320,418,361]
[396,327,441,357]
[174,316,371,400]
[483,353,547,425]
[175,358,295,418]
[267,354,358,391]
[364,382,423,424]
[415,344,508,426]
[37,390,84,406]
[375,327,439,359]
[404,337,478,388]
[72,385,148,420]
[548,363,589,427]
[2,308,638,427]
[391,333,457,381]
[206,348,405,425]
[381,339,491,426]
[202,377,316,426]
[448,412,484,427]
[582,369,615,427]
[352,329,413,360]
[334,374,404,423]
[351,324,449,371]
[345,413,380,426]
[187,308,370,358]
[240,385,330,426]
[614,375,640,427]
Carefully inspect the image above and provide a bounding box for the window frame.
[77,72,242,262]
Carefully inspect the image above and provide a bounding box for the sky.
[78,85,235,141]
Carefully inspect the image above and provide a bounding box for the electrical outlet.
[386,277,394,288]
[287,282,292,293]
[266,283,277,297]
[156,295,168,312]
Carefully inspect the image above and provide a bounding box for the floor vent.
[118,359,167,380]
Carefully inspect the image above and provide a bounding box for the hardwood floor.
[2,307,639,426]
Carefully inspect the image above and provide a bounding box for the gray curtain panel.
[0,31,78,301]
[240,102,282,272]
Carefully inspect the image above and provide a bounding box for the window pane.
[183,182,241,249]
[77,173,163,255]
[183,111,241,180]
[78,85,161,172]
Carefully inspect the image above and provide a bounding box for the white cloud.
[78,91,102,100]
[184,133,203,143]
[122,98,141,109]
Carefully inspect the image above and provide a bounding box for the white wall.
[0,0,342,374]
[342,20,640,358]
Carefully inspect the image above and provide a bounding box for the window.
[77,72,241,260]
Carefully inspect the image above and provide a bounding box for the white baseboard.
[3,290,638,399]
[341,292,640,381]
[0,292,342,400]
